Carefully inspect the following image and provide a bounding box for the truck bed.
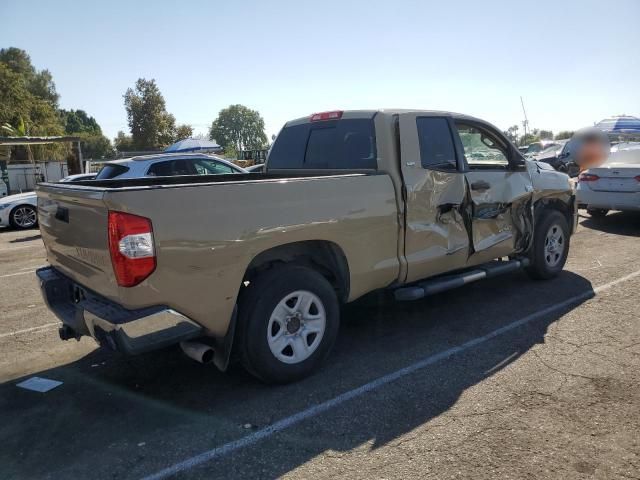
[37,172,401,337]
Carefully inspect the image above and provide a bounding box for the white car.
[0,191,38,229]
[576,144,640,217]
[94,153,247,180]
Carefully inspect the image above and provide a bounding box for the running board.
[394,258,530,301]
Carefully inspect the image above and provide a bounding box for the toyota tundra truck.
[36,110,577,383]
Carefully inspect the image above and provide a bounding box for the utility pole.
[520,96,529,146]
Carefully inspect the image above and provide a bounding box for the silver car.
[576,143,640,217]
[94,153,247,180]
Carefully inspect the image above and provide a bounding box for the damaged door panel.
[453,122,535,265]
[399,113,470,283]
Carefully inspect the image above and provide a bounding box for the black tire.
[238,264,340,384]
[587,208,608,218]
[525,210,570,280]
[9,204,38,229]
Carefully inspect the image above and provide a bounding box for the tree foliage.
[209,104,267,153]
[175,124,193,140]
[0,48,65,160]
[124,78,176,150]
[60,109,101,135]
[555,130,575,140]
[114,131,135,152]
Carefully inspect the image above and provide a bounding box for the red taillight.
[578,173,600,182]
[108,211,156,287]
[310,110,343,122]
[635,175,640,182]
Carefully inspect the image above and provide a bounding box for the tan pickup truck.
[36,110,577,383]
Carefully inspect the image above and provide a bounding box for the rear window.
[416,117,457,170]
[95,164,130,179]
[268,119,377,170]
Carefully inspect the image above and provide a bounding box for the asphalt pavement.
[0,211,638,480]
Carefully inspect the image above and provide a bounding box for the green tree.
[504,124,519,143]
[124,78,176,149]
[209,104,267,153]
[76,132,114,159]
[60,109,102,135]
[175,124,193,140]
[59,109,113,159]
[0,47,59,106]
[0,51,65,160]
[555,130,575,140]
[114,131,135,152]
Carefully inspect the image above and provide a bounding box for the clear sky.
[2,0,639,141]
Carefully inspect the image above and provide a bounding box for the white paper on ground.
[16,377,63,393]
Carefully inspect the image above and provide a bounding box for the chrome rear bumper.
[36,267,202,354]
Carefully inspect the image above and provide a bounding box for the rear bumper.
[36,266,203,354]
[576,188,640,211]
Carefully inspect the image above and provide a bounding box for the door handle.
[470,180,491,191]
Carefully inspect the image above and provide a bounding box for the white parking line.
[142,268,640,480]
[0,244,41,252]
[0,322,59,339]
[0,269,36,279]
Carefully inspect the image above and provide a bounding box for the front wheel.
[525,210,570,280]
[238,265,340,384]
[9,205,38,229]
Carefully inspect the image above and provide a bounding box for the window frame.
[268,117,379,172]
[145,158,198,177]
[415,116,462,172]
[453,120,522,172]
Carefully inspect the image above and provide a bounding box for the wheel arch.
[533,196,574,234]
[243,240,351,303]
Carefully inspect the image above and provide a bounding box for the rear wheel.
[238,265,340,384]
[525,210,570,280]
[587,208,608,218]
[9,205,38,229]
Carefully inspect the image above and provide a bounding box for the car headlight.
[0,204,11,211]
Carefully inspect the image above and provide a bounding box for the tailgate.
[37,184,119,300]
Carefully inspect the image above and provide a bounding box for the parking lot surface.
[0,212,639,480]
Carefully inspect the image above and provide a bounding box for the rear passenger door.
[399,113,470,283]
[453,121,534,264]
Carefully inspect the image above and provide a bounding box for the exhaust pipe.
[180,341,214,364]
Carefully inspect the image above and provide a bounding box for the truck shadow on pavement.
[0,271,595,479]
[579,211,640,237]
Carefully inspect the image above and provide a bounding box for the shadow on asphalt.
[579,211,640,237]
[0,271,595,479]
[9,233,41,243]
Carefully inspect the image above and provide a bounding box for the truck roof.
[284,109,487,127]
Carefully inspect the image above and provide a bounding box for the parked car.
[36,109,576,383]
[533,141,580,176]
[0,191,38,229]
[525,140,563,157]
[576,143,640,217]
[94,153,247,180]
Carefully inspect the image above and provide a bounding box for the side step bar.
[394,258,530,301]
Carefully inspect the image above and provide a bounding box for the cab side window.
[455,123,509,169]
[147,159,195,176]
[193,159,235,174]
[416,117,457,170]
